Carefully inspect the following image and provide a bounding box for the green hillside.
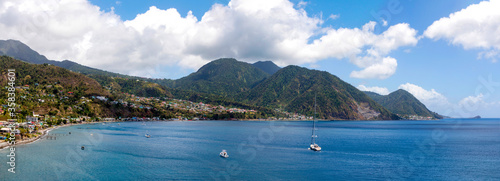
[88,74,173,98]
[0,39,140,79]
[364,89,442,119]
[253,61,281,75]
[0,56,107,97]
[241,65,398,120]
[0,56,111,119]
[169,58,270,96]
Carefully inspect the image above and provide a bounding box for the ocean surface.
[0,119,499,180]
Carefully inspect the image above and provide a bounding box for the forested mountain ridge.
[1,39,443,120]
[364,89,443,119]
[167,58,271,96]
[241,65,398,120]
[252,61,281,75]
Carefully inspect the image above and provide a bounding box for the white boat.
[310,143,321,151]
[145,134,150,138]
[309,96,321,151]
[219,150,229,158]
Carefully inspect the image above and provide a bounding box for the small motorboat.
[145,134,151,138]
[219,150,229,158]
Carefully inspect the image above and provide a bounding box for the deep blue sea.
[1,119,499,180]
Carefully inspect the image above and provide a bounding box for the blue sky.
[1,0,499,117]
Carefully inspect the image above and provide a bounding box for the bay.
[1,119,499,180]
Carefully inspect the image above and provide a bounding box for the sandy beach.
[0,122,98,150]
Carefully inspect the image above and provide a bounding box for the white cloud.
[350,57,397,79]
[458,94,485,111]
[0,0,419,78]
[357,85,390,95]
[297,1,308,8]
[328,14,339,20]
[381,19,388,26]
[398,83,450,111]
[357,82,500,118]
[398,83,500,118]
[424,0,500,62]
[455,94,500,118]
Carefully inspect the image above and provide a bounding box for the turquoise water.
[0,119,499,180]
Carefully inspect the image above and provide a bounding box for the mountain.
[0,56,112,118]
[88,74,173,98]
[0,40,50,64]
[0,39,136,79]
[0,55,108,97]
[0,40,275,115]
[364,89,442,119]
[241,65,398,120]
[0,56,277,120]
[252,61,281,75]
[169,58,270,96]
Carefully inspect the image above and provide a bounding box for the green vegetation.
[252,61,281,75]
[240,66,398,120]
[0,40,49,64]
[88,74,173,98]
[0,55,108,119]
[364,90,443,119]
[167,58,270,96]
[0,56,281,120]
[2,40,436,121]
[0,39,143,79]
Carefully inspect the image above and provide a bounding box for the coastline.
[0,122,96,151]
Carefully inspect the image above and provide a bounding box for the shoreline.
[0,118,457,150]
[0,122,97,151]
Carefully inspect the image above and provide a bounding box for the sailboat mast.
[311,95,317,144]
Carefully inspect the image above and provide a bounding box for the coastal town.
[0,86,312,149]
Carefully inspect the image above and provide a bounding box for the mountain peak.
[365,89,442,119]
[211,58,238,63]
[252,61,281,75]
[243,65,396,120]
[0,39,49,64]
[173,58,270,96]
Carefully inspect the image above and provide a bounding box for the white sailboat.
[219,150,229,158]
[309,96,321,151]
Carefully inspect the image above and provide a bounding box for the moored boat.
[309,95,321,151]
[219,150,229,158]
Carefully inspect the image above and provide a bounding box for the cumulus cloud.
[424,0,500,62]
[0,0,419,78]
[398,83,450,111]
[357,83,500,117]
[357,85,390,95]
[350,57,397,79]
[458,94,486,111]
[398,83,500,118]
[455,93,500,118]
